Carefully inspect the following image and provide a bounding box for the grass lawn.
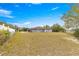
[1,32,79,56]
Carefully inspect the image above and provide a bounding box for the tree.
[51,24,65,32]
[43,25,50,29]
[14,25,20,32]
[21,27,29,31]
[73,28,79,37]
[61,4,79,30]
[18,27,29,32]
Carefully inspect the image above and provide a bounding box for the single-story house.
[29,27,52,32]
[0,24,15,33]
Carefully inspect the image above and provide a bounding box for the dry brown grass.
[1,32,79,56]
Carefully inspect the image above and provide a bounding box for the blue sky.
[0,3,71,27]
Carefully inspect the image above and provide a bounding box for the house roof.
[30,27,52,30]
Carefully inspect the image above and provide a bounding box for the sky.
[0,3,71,28]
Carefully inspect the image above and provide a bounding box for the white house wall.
[31,29,52,32]
[0,25,15,33]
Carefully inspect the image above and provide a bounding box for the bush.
[19,27,29,32]
[73,28,79,38]
[51,24,65,32]
[0,30,10,45]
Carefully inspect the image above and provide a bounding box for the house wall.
[31,30,44,32]
[31,29,52,32]
[0,24,15,33]
[44,30,52,32]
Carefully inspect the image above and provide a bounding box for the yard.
[0,32,79,56]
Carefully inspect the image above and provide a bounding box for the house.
[30,27,52,32]
[0,24,15,33]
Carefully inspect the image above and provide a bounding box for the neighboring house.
[30,27,52,32]
[0,24,15,33]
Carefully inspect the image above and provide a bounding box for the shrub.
[19,27,29,32]
[73,28,79,38]
[51,24,65,32]
[0,30,10,45]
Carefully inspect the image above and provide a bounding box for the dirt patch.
[64,37,79,44]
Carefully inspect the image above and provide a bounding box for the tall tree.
[51,24,65,32]
[61,4,79,30]
[43,25,50,29]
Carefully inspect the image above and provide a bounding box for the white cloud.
[0,9,13,18]
[12,22,32,28]
[5,15,13,18]
[12,23,22,27]
[23,22,31,25]
[31,3,41,5]
[51,7,59,11]
[26,3,41,7]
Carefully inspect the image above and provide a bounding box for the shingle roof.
[30,27,52,30]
